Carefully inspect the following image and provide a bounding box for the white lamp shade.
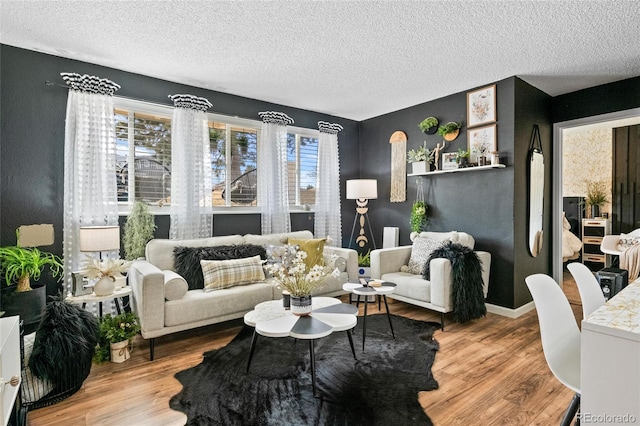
[346,179,378,200]
[79,226,120,252]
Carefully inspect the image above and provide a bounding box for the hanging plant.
[418,117,439,134]
[410,201,428,233]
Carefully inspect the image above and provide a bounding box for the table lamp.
[346,179,378,249]
[79,225,120,259]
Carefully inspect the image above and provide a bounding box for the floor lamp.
[346,179,378,250]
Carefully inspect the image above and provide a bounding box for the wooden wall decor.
[389,130,407,202]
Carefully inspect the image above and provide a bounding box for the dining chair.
[526,274,581,426]
[567,262,606,319]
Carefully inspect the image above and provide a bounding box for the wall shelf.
[408,164,506,176]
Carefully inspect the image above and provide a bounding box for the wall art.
[467,84,496,128]
[468,124,497,165]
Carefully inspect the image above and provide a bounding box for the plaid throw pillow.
[201,255,265,291]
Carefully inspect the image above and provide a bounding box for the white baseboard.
[486,301,535,318]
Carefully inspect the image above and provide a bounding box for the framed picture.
[467,84,496,127]
[442,152,458,170]
[468,124,497,164]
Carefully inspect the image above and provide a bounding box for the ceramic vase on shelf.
[93,276,115,296]
[290,295,313,316]
[110,340,131,363]
[591,205,600,218]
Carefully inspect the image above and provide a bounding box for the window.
[114,98,319,212]
[287,133,319,207]
[115,101,172,207]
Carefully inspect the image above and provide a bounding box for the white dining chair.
[567,262,606,319]
[526,274,581,426]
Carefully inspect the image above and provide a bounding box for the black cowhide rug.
[170,314,440,425]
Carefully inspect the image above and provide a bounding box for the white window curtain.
[62,72,120,291]
[169,94,213,239]
[257,111,294,234]
[314,121,343,246]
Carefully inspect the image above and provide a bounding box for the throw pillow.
[174,244,267,290]
[618,233,640,251]
[287,237,326,269]
[201,255,266,291]
[406,237,448,275]
[163,270,189,301]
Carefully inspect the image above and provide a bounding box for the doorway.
[553,108,640,285]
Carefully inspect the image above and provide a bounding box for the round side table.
[343,281,397,351]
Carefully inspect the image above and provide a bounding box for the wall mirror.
[528,125,544,257]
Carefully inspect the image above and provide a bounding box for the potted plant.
[78,257,130,296]
[123,201,156,261]
[410,201,428,234]
[0,245,64,326]
[437,121,462,141]
[407,145,434,174]
[418,117,439,135]
[585,179,609,218]
[95,312,141,363]
[357,250,371,278]
[455,148,470,168]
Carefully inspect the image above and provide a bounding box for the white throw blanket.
[620,243,640,281]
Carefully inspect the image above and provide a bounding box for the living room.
[2,1,640,425]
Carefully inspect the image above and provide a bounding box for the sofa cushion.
[288,237,326,269]
[146,235,244,271]
[406,237,447,275]
[163,270,189,301]
[201,255,266,291]
[174,244,267,290]
[381,272,432,303]
[413,231,475,249]
[244,230,313,247]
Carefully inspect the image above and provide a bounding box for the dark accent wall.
[359,77,552,309]
[0,45,359,256]
[552,76,640,123]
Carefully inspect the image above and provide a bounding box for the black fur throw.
[174,244,267,290]
[29,297,99,392]
[423,241,487,323]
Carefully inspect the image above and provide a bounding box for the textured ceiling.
[1,0,639,121]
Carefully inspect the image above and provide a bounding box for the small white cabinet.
[581,218,611,271]
[0,316,21,426]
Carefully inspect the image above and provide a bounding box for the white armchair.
[600,228,640,255]
[370,231,490,329]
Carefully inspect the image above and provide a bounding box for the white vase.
[110,340,131,363]
[93,276,115,296]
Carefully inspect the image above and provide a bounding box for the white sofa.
[370,231,490,329]
[129,230,358,360]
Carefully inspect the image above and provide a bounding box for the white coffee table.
[244,297,358,396]
[343,281,397,351]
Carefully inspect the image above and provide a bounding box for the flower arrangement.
[410,201,428,233]
[79,256,130,281]
[94,312,141,363]
[263,245,340,297]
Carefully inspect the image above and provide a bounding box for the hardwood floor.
[28,277,583,425]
